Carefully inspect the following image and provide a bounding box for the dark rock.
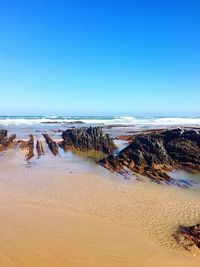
[100,128,200,182]
[43,134,58,156]
[0,129,7,140]
[173,224,200,250]
[0,129,16,151]
[20,134,34,161]
[60,127,116,154]
[42,120,84,124]
[42,121,60,124]
[36,140,45,158]
[103,124,135,128]
[68,121,85,124]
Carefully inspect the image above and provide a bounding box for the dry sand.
[0,146,200,267]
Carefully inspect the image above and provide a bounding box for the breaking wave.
[0,116,200,126]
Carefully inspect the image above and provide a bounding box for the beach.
[2,0,200,264]
[1,117,200,266]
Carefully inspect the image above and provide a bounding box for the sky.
[0,0,200,116]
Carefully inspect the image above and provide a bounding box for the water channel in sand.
[0,139,200,266]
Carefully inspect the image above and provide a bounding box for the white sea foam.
[0,116,200,126]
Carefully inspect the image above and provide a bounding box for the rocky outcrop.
[60,127,116,154]
[0,129,16,151]
[173,224,200,250]
[20,134,34,161]
[100,129,200,182]
[43,134,58,156]
[36,140,45,158]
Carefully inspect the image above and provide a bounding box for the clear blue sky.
[0,0,200,116]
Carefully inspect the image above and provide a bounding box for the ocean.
[0,115,200,126]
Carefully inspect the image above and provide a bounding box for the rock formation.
[60,127,116,154]
[43,134,58,156]
[0,129,16,151]
[36,140,45,158]
[20,134,34,161]
[173,224,200,250]
[100,129,200,182]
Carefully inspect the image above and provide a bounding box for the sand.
[0,146,200,266]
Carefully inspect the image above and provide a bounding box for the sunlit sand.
[0,144,200,266]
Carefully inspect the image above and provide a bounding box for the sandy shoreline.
[1,199,199,267]
[0,143,200,266]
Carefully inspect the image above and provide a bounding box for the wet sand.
[1,199,200,267]
[1,145,200,266]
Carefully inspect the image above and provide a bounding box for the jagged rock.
[20,134,34,161]
[36,140,45,158]
[0,129,16,151]
[100,129,200,182]
[60,127,116,154]
[43,134,58,156]
[173,224,200,250]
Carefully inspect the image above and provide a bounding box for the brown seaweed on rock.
[100,129,200,182]
[20,134,34,161]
